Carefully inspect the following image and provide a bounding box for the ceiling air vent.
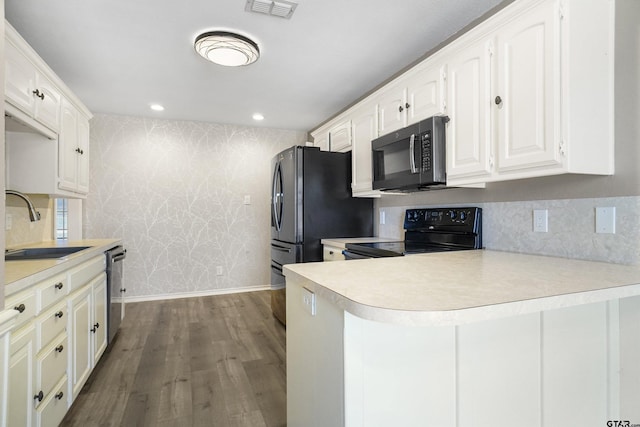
[245,0,298,19]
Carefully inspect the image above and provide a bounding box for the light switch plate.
[302,287,316,316]
[596,207,616,234]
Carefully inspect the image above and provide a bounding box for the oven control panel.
[404,207,481,231]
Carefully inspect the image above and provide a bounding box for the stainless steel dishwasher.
[105,246,127,345]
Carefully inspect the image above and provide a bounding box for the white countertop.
[4,239,122,296]
[283,250,640,326]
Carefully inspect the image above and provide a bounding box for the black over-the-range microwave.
[372,115,448,192]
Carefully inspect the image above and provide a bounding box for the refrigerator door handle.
[272,161,283,231]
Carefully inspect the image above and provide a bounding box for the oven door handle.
[409,133,418,174]
[342,250,373,260]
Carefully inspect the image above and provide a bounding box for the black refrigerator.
[270,146,373,324]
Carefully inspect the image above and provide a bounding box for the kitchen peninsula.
[285,251,640,427]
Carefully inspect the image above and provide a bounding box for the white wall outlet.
[5,213,12,230]
[533,209,548,232]
[380,210,386,225]
[302,287,316,316]
[243,195,251,205]
[596,207,616,234]
[216,266,223,276]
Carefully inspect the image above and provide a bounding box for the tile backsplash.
[377,196,640,265]
[5,194,53,248]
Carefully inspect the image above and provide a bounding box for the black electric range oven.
[343,207,482,259]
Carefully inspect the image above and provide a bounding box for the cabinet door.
[33,74,62,133]
[495,0,560,173]
[350,104,380,197]
[446,38,493,182]
[328,120,352,152]
[58,100,79,192]
[377,84,406,135]
[313,131,329,151]
[92,277,108,366]
[7,327,36,427]
[406,63,445,125]
[4,41,37,115]
[76,114,91,194]
[69,287,91,400]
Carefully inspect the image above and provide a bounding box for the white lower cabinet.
[5,254,107,426]
[36,376,68,427]
[69,273,107,400]
[7,326,36,427]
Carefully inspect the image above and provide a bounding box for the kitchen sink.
[5,246,91,261]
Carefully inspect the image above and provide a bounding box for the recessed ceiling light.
[194,31,260,67]
[150,104,165,111]
[253,113,265,121]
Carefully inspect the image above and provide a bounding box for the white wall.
[84,114,306,299]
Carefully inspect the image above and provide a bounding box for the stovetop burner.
[344,207,482,259]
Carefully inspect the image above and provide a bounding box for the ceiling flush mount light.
[194,31,260,67]
[150,104,165,111]
[252,113,264,121]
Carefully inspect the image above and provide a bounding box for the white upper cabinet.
[377,83,406,135]
[377,60,446,137]
[494,0,560,174]
[5,38,62,136]
[4,21,93,198]
[446,0,613,186]
[328,120,352,152]
[311,0,615,191]
[405,60,446,125]
[58,99,91,194]
[445,38,493,182]
[350,102,381,197]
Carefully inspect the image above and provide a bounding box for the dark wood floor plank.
[60,290,286,427]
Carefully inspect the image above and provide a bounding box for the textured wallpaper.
[84,114,306,299]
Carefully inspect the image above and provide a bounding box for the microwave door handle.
[409,134,418,174]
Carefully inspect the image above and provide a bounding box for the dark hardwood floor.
[61,291,286,427]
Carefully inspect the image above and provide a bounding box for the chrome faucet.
[6,190,41,222]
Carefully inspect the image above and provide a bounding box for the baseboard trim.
[114,285,272,303]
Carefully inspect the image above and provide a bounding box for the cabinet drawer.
[36,272,68,314]
[36,334,67,402]
[68,255,105,292]
[36,302,67,351]
[5,290,37,331]
[36,376,68,427]
[323,246,345,262]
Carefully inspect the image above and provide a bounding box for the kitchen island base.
[286,277,640,427]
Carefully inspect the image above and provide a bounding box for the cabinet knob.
[405,102,411,109]
[495,96,503,105]
[34,391,44,402]
[398,105,404,113]
[55,391,64,400]
[91,322,100,333]
[55,344,64,353]
[14,303,26,313]
[55,282,64,290]
[120,288,127,293]
[55,311,64,319]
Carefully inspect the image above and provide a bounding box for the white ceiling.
[5,0,508,131]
